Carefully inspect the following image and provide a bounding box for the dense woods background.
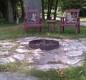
[0,0,86,23]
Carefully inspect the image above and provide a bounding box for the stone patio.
[0,37,86,71]
[0,72,38,80]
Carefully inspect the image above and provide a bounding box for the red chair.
[60,9,80,34]
[24,9,42,32]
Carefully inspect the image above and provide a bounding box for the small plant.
[0,64,8,72]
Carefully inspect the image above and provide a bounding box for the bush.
[0,18,6,24]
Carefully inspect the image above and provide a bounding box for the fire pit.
[28,39,59,50]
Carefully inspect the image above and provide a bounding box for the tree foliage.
[59,0,86,16]
[0,0,86,23]
[60,0,86,11]
[0,0,24,23]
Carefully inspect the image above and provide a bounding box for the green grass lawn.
[0,21,86,40]
[0,22,86,80]
[80,17,86,21]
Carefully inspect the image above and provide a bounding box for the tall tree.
[7,0,14,22]
[47,0,53,19]
[0,0,7,20]
[41,0,45,20]
[20,0,24,19]
[54,0,58,20]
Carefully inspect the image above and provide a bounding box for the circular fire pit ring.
[28,39,59,50]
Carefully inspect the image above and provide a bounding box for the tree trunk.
[12,2,17,22]
[41,0,45,20]
[7,0,14,23]
[49,0,53,19]
[47,0,53,19]
[54,0,58,20]
[0,0,7,20]
[47,0,50,19]
[20,0,24,20]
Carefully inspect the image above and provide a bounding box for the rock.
[61,42,69,46]
[0,51,9,56]
[13,54,25,61]
[78,46,86,51]
[7,57,15,62]
[55,55,69,64]
[20,42,29,45]
[67,58,81,65]
[0,58,10,64]
[28,57,34,63]
[67,46,77,50]
[33,49,42,54]
[18,45,25,48]
[39,54,56,64]
[16,49,29,53]
[28,53,41,64]
[63,47,70,51]
[36,64,68,71]
[66,50,83,57]
[0,42,15,49]
[0,72,39,80]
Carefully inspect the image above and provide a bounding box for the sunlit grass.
[0,21,86,40]
[80,17,86,21]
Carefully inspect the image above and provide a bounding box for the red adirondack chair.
[60,9,80,34]
[24,9,42,32]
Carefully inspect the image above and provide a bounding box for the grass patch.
[29,67,86,80]
[0,62,30,74]
[0,21,86,40]
[80,17,86,21]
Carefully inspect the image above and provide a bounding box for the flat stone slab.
[0,58,10,64]
[67,58,81,65]
[0,42,15,49]
[66,51,83,57]
[0,72,38,80]
[0,51,9,56]
[36,64,68,71]
[13,54,25,61]
[16,49,29,53]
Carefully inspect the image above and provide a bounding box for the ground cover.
[0,21,86,40]
[0,21,86,80]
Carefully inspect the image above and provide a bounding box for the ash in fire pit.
[28,39,59,50]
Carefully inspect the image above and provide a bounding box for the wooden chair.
[60,9,80,34]
[24,9,42,32]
